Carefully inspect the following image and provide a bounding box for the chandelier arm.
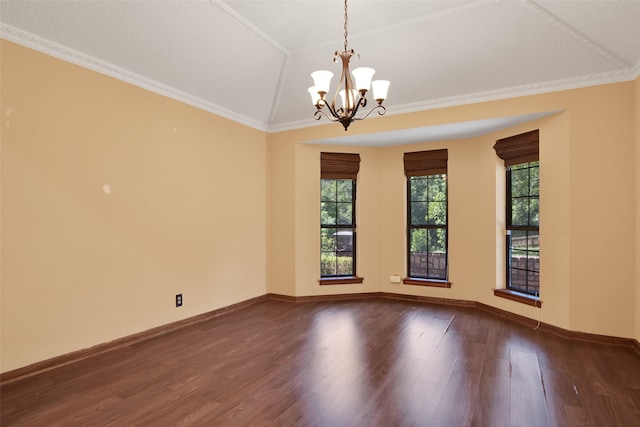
[324,100,344,120]
[316,96,344,121]
[347,95,367,121]
[330,87,342,119]
[314,109,341,123]
[353,104,387,121]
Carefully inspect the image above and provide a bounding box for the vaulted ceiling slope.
[2,0,640,133]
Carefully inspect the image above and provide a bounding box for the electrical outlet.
[176,294,182,307]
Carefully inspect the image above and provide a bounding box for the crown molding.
[268,54,291,128]
[3,22,638,136]
[389,67,636,116]
[1,23,269,132]
[209,0,288,55]
[269,66,638,133]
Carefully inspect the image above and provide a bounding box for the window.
[506,161,539,296]
[494,130,540,302]
[403,149,449,284]
[321,179,356,276]
[319,153,362,284]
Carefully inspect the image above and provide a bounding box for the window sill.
[403,278,451,288]
[494,288,542,307]
[318,276,364,285]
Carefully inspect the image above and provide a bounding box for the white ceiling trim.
[268,54,291,127]
[391,67,636,113]
[0,23,269,132]
[209,0,289,55]
[523,0,632,70]
[3,6,639,136]
[269,64,638,133]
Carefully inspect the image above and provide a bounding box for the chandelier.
[308,0,390,131]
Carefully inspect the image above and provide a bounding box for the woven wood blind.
[493,130,539,166]
[403,149,448,177]
[320,152,361,179]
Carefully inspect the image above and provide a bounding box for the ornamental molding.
[271,67,637,133]
[523,0,632,70]
[1,23,269,132]
[3,20,638,135]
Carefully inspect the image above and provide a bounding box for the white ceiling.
[2,0,639,142]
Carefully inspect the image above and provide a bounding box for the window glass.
[506,161,539,296]
[407,174,447,280]
[321,178,356,277]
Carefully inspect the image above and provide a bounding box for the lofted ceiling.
[2,0,640,140]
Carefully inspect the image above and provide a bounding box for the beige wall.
[2,39,638,373]
[636,75,640,343]
[1,41,268,372]
[568,84,635,337]
[268,81,636,339]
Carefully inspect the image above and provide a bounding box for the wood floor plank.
[473,356,511,427]
[510,349,550,426]
[539,366,583,426]
[2,298,640,426]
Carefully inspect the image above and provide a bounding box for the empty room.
[2,1,640,425]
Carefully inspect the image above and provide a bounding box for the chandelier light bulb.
[339,89,358,111]
[352,67,375,92]
[310,70,333,95]
[308,86,321,106]
[372,80,390,103]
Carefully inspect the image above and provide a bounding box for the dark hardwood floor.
[2,298,640,426]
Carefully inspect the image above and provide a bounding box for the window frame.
[402,149,450,287]
[493,130,541,306]
[319,152,363,285]
[320,178,358,279]
[505,161,540,297]
[405,174,449,281]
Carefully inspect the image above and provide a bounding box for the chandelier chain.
[343,0,348,52]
